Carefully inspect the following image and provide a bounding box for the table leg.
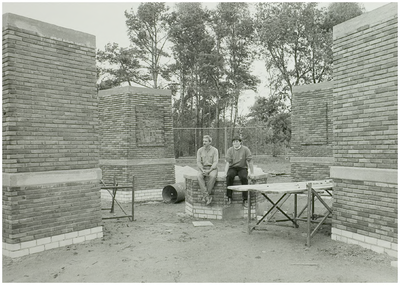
[247,190,252,234]
[306,183,312,247]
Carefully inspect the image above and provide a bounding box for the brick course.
[98,86,175,193]
[2,13,102,257]
[3,15,99,173]
[331,3,398,253]
[290,82,334,180]
[184,173,268,220]
[333,8,397,169]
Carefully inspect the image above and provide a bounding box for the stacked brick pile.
[291,82,334,181]
[2,14,102,258]
[98,86,175,202]
[330,3,397,257]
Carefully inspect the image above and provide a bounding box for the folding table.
[227,180,333,246]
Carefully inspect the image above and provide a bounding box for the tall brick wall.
[98,86,175,197]
[2,14,102,258]
[290,82,334,181]
[330,3,398,257]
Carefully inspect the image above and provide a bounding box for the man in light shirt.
[196,135,219,205]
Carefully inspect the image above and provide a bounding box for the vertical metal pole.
[111,175,116,213]
[194,128,197,156]
[306,183,312,247]
[224,127,227,156]
[247,190,251,234]
[312,192,315,219]
[131,175,135,222]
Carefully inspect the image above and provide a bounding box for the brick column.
[98,86,175,202]
[2,14,102,258]
[291,82,334,181]
[331,3,397,257]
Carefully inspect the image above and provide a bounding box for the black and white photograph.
[2,1,398,283]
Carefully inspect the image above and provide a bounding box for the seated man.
[225,136,254,206]
[196,135,219,205]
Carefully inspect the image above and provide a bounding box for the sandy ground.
[2,200,397,283]
[2,158,398,283]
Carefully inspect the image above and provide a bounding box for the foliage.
[168,3,218,156]
[248,95,291,155]
[97,2,171,90]
[255,2,332,104]
[255,2,364,104]
[95,2,366,157]
[97,43,148,89]
[266,112,291,146]
[322,2,364,31]
[248,95,286,122]
[124,2,171,89]
[216,2,260,136]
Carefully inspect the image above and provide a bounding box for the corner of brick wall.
[2,13,102,258]
[331,3,398,254]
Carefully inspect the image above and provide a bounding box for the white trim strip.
[290,157,334,164]
[292,81,334,93]
[99,158,176,166]
[3,168,102,187]
[330,166,397,184]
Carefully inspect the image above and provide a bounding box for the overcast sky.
[2,1,390,50]
[2,1,391,114]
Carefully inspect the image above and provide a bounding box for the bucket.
[162,182,186,204]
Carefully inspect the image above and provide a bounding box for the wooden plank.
[228,180,333,194]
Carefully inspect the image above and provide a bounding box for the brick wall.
[290,82,334,181]
[2,14,102,258]
[2,15,99,173]
[98,86,175,198]
[330,3,398,257]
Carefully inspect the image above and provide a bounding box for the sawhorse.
[101,176,135,222]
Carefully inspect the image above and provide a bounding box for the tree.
[255,2,331,104]
[97,43,148,89]
[216,2,260,137]
[248,95,286,122]
[248,95,291,156]
[322,2,364,31]
[97,2,171,90]
[125,2,171,89]
[255,2,365,105]
[266,112,291,156]
[169,2,217,153]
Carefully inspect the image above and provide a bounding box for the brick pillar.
[98,86,175,202]
[291,82,334,181]
[330,3,397,257]
[2,14,102,258]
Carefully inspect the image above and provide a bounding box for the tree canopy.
[96,2,366,156]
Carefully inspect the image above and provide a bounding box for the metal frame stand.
[101,176,135,222]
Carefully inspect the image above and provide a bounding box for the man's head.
[203,135,212,147]
[232,136,242,148]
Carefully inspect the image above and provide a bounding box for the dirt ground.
[2,156,398,283]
